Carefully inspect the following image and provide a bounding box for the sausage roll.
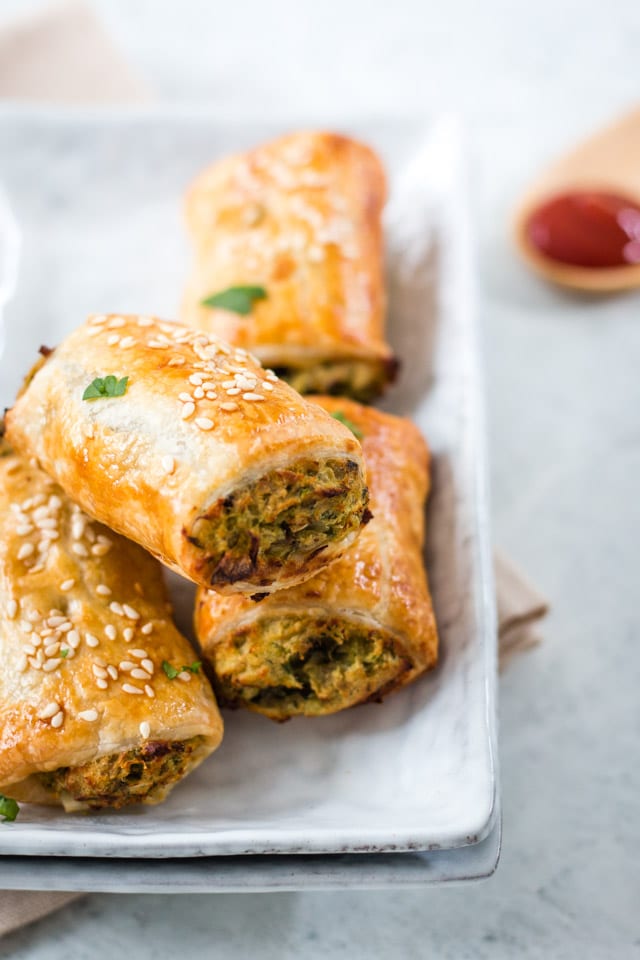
[181,131,396,402]
[0,434,223,811]
[195,398,438,720]
[5,315,370,595]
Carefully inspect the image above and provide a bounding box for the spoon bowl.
[513,107,640,292]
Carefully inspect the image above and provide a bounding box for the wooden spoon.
[513,107,640,292]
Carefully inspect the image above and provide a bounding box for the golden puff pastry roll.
[5,315,370,596]
[195,398,438,720]
[0,436,222,812]
[181,131,397,402]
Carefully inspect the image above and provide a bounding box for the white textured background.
[1,0,640,957]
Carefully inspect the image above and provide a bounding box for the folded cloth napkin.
[0,0,549,938]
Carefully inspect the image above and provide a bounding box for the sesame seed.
[178,671,192,682]
[181,402,196,420]
[122,604,140,620]
[67,630,80,648]
[19,620,33,633]
[145,684,155,698]
[78,709,98,722]
[138,316,153,327]
[86,633,100,647]
[60,579,75,592]
[7,599,18,619]
[47,615,65,627]
[243,393,265,402]
[109,601,124,616]
[195,417,214,431]
[105,625,117,641]
[119,661,135,671]
[18,543,35,560]
[141,659,154,674]
[119,336,136,348]
[262,381,274,391]
[72,542,89,557]
[96,584,111,596]
[131,649,148,659]
[39,701,60,720]
[206,391,217,400]
[265,370,278,382]
[95,678,108,690]
[93,655,107,667]
[22,643,36,655]
[92,542,111,557]
[220,401,239,412]
[108,316,126,328]
[162,455,175,474]
[178,392,193,403]
[43,658,62,672]
[225,387,241,396]
[39,529,59,541]
[28,656,41,670]
[139,721,151,738]
[141,622,153,635]
[131,668,151,681]
[44,642,61,657]
[50,711,64,729]
[16,523,34,536]
[202,381,216,391]
[92,664,108,679]
[193,386,205,399]
[122,683,143,695]
[189,374,203,386]
[107,665,119,680]
[123,627,135,642]
[90,315,107,326]
[107,334,121,346]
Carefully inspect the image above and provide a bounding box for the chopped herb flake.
[331,411,363,440]
[0,795,19,823]
[60,649,69,658]
[201,285,267,315]
[83,375,129,401]
[163,660,202,680]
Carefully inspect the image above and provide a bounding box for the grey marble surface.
[1,0,639,957]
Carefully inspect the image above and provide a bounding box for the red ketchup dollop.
[525,191,640,268]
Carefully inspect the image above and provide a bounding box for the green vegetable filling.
[190,457,368,587]
[36,736,205,810]
[273,358,395,403]
[211,616,409,716]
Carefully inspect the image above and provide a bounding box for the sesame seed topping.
[262,381,274,391]
[141,622,153,635]
[145,684,155,698]
[44,642,61,657]
[202,381,216,391]
[131,649,148,659]
[193,386,205,399]
[139,721,150,738]
[243,392,265,402]
[119,336,136,349]
[92,541,112,557]
[181,402,196,420]
[72,542,89,557]
[60,579,75,592]
[220,401,239,412]
[17,543,35,560]
[43,658,62,672]
[109,601,124,616]
[107,665,119,680]
[67,630,80,648]
[141,658,154,674]
[7,599,18,619]
[78,709,98,722]
[28,656,41,670]
[195,417,214,431]
[92,664,108,679]
[206,391,217,400]
[50,710,64,729]
[108,316,126,328]
[105,625,117,641]
[39,701,60,720]
[119,661,135,671]
[178,392,193,403]
[95,678,108,690]
[107,334,121,346]
[123,604,140,620]
[90,315,107,326]
[123,627,135,642]
[189,374,204,386]
[162,455,175,474]
[122,683,143,695]
[178,671,192,682]
[16,523,34,536]
[96,584,111,596]
[86,633,100,648]
[131,668,151,681]
[19,620,33,633]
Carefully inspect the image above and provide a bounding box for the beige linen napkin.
[0,0,549,937]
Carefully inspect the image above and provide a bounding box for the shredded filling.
[273,359,395,403]
[211,616,410,717]
[190,457,368,587]
[36,737,205,810]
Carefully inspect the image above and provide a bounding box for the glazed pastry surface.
[182,132,396,401]
[5,315,369,594]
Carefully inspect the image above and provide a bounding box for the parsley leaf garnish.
[0,794,19,823]
[331,411,363,440]
[60,649,69,658]
[163,660,202,680]
[82,375,129,401]
[201,285,267,316]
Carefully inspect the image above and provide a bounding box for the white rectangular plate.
[0,108,497,863]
